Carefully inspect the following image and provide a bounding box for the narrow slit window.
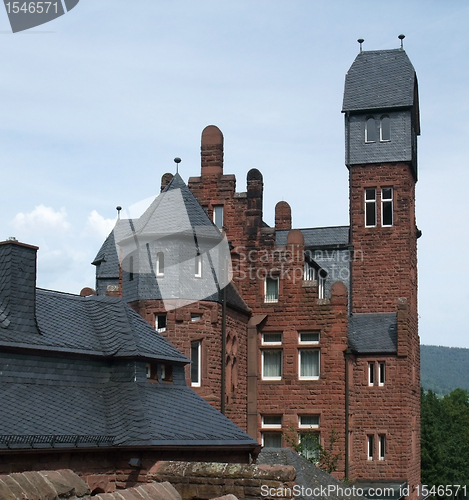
[318,269,327,299]
[380,115,391,142]
[191,340,201,387]
[156,252,164,277]
[195,254,202,277]
[379,362,385,386]
[368,435,374,460]
[129,256,134,281]
[365,117,377,143]
[365,189,377,227]
[379,435,386,460]
[368,362,375,386]
[381,188,393,226]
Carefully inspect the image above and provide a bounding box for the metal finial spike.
[116,206,122,220]
[398,34,405,49]
[174,157,181,174]
[357,38,364,53]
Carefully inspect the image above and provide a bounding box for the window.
[161,364,173,382]
[195,254,202,277]
[191,340,201,387]
[262,415,282,428]
[262,350,282,380]
[304,260,316,281]
[191,313,201,322]
[365,117,377,143]
[299,432,320,461]
[379,362,385,386]
[129,256,134,281]
[368,362,375,386]
[367,435,374,460]
[146,363,158,381]
[299,350,320,380]
[299,415,320,429]
[299,332,319,344]
[379,435,386,460]
[265,277,279,303]
[156,252,164,277]
[213,205,224,229]
[262,432,282,448]
[381,188,393,226]
[156,314,167,333]
[318,270,327,299]
[380,115,391,142]
[365,189,377,227]
[262,332,282,345]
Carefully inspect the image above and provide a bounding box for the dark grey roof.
[0,288,189,363]
[0,353,258,450]
[342,49,417,112]
[276,226,350,248]
[348,313,397,353]
[92,231,119,279]
[258,449,365,500]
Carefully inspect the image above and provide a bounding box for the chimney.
[201,125,223,177]
[0,239,40,334]
[275,201,292,230]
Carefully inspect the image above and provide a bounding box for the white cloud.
[85,210,116,238]
[10,205,70,234]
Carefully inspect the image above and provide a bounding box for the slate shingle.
[348,313,397,353]
[276,226,350,248]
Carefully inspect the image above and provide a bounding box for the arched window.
[380,115,391,142]
[365,117,377,143]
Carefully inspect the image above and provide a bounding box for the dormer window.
[195,254,202,278]
[365,117,377,143]
[380,115,391,142]
[156,252,164,277]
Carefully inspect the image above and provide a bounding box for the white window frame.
[379,362,385,386]
[318,271,326,299]
[195,254,202,278]
[262,332,282,345]
[367,435,374,460]
[299,415,320,429]
[365,116,377,143]
[156,252,164,277]
[299,332,319,345]
[155,314,167,333]
[298,349,320,380]
[365,188,377,227]
[381,188,393,227]
[304,260,316,281]
[262,415,282,429]
[213,205,224,229]
[264,277,279,303]
[379,434,386,460]
[380,115,391,142]
[368,362,375,386]
[261,349,282,381]
[261,432,282,448]
[191,340,201,387]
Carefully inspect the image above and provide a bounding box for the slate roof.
[348,313,397,353]
[92,231,119,279]
[342,49,417,113]
[258,448,366,500]
[276,226,350,248]
[0,288,189,363]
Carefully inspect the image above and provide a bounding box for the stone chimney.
[201,125,223,177]
[0,239,40,334]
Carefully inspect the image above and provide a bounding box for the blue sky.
[1,1,468,347]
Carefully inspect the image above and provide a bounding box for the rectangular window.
[265,277,279,303]
[191,313,201,322]
[299,350,320,380]
[161,364,173,382]
[146,363,158,381]
[262,415,282,428]
[262,350,282,380]
[379,435,386,460]
[367,435,374,460]
[213,205,224,229]
[365,189,377,227]
[379,362,385,386]
[318,272,326,300]
[156,314,167,333]
[262,332,282,345]
[368,362,375,386]
[195,254,202,277]
[262,432,282,448]
[381,188,393,226]
[191,340,201,387]
[299,432,320,461]
[299,415,320,429]
[156,252,164,277]
[304,261,316,281]
[299,332,319,344]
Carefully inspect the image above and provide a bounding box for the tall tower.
[343,41,421,497]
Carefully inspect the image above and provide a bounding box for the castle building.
[93,45,421,497]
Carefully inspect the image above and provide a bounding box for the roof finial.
[357,38,364,53]
[174,157,181,174]
[116,206,122,220]
[398,34,405,49]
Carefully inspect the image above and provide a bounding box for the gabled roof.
[342,49,417,112]
[276,226,350,248]
[348,313,397,353]
[0,289,189,363]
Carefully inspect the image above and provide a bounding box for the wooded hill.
[421,345,469,396]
